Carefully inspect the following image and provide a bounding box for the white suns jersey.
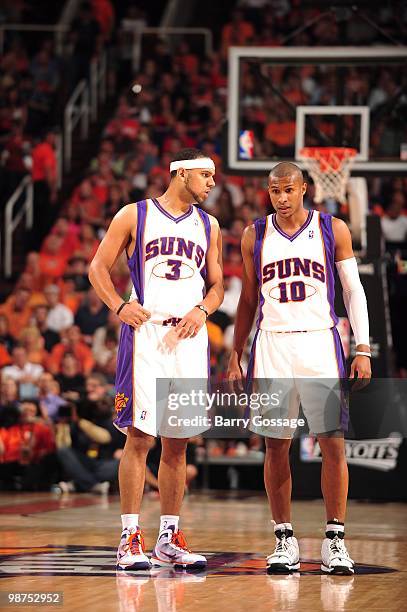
[254,210,338,332]
[128,198,211,324]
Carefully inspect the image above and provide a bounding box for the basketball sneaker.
[116,527,151,571]
[266,527,300,574]
[151,527,207,569]
[321,532,354,575]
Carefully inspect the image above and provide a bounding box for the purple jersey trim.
[152,198,193,223]
[196,207,211,284]
[331,327,349,431]
[272,210,313,242]
[318,212,339,327]
[254,217,267,328]
[127,200,147,305]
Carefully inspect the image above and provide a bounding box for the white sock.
[326,519,345,535]
[273,522,293,533]
[160,515,179,533]
[121,514,139,531]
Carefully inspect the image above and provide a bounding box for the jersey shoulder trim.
[196,206,211,248]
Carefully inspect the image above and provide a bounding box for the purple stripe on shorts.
[206,336,212,399]
[332,327,349,431]
[254,217,267,327]
[114,324,135,431]
[318,212,338,327]
[245,328,259,397]
[128,200,147,304]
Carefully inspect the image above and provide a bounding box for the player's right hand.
[227,352,244,393]
[118,300,151,328]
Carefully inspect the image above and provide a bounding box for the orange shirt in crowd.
[91,181,109,206]
[0,298,32,339]
[38,253,68,281]
[221,21,254,49]
[0,344,11,367]
[0,423,55,463]
[49,231,81,260]
[47,342,95,375]
[31,142,57,182]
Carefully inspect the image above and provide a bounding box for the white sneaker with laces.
[116,527,151,571]
[151,527,207,569]
[266,528,300,574]
[321,533,354,575]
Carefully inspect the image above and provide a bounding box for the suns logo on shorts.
[114,392,129,413]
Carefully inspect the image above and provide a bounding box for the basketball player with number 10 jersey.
[228,163,371,576]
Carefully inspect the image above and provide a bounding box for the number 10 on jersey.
[278,281,306,303]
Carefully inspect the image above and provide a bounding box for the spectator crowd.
[1,0,406,492]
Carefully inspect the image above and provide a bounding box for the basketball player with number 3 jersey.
[89,149,223,572]
[228,162,371,575]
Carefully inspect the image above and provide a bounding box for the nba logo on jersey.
[309,230,314,238]
[239,130,254,159]
[140,410,147,420]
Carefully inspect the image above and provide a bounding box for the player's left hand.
[175,307,207,339]
[349,356,371,391]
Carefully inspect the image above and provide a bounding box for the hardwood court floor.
[0,491,406,611]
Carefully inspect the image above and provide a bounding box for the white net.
[299,147,357,204]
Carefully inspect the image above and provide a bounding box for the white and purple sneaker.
[151,527,207,569]
[116,527,151,571]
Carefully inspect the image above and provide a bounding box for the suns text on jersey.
[262,257,325,284]
[145,236,205,267]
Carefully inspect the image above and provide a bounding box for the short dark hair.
[170,148,206,179]
[268,162,304,183]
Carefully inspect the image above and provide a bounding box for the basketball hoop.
[299,147,357,204]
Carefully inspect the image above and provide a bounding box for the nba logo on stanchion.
[239,130,254,159]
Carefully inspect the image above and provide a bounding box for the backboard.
[226,46,407,176]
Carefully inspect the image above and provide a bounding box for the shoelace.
[275,533,290,554]
[329,535,349,558]
[171,530,191,552]
[127,530,145,555]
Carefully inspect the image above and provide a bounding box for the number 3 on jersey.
[165,259,182,280]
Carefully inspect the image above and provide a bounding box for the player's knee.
[124,429,155,455]
[318,437,346,462]
[265,438,291,458]
[161,437,188,460]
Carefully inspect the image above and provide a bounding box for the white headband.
[170,158,215,173]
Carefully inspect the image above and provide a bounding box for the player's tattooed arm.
[88,204,151,328]
[227,224,258,381]
[176,216,224,339]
